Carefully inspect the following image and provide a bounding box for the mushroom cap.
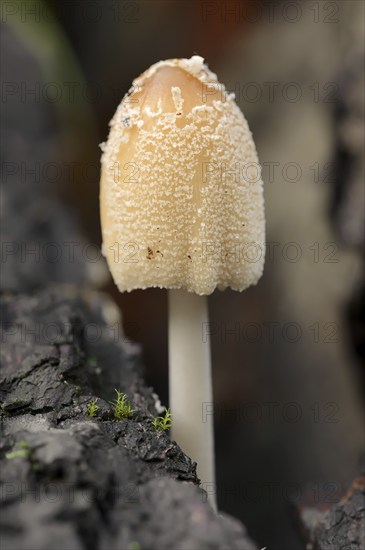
[100,56,265,295]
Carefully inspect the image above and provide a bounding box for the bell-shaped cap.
[100,56,265,295]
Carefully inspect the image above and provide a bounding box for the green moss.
[6,441,30,460]
[87,398,100,418]
[110,390,134,420]
[5,441,40,470]
[152,409,173,432]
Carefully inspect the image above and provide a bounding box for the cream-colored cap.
[100,56,265,295]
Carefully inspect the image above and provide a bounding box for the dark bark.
[298,477,365,550]
[0,286,256,550]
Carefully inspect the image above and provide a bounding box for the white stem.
[168,289,216,510]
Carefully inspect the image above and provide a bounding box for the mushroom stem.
[168,289,216,510]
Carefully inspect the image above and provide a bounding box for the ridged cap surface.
[100,56,265,295]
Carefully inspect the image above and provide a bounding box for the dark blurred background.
[1,1,364,549]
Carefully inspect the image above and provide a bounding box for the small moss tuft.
[6,441,30,460]
[87,398,100,417]
[152,408,173,432]
[5,441,41,470]
[110,390,134,420]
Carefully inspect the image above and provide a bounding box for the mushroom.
[100,56,265,510]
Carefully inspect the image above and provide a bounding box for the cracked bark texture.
[0,287,257,550]
[298,477,365,550]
